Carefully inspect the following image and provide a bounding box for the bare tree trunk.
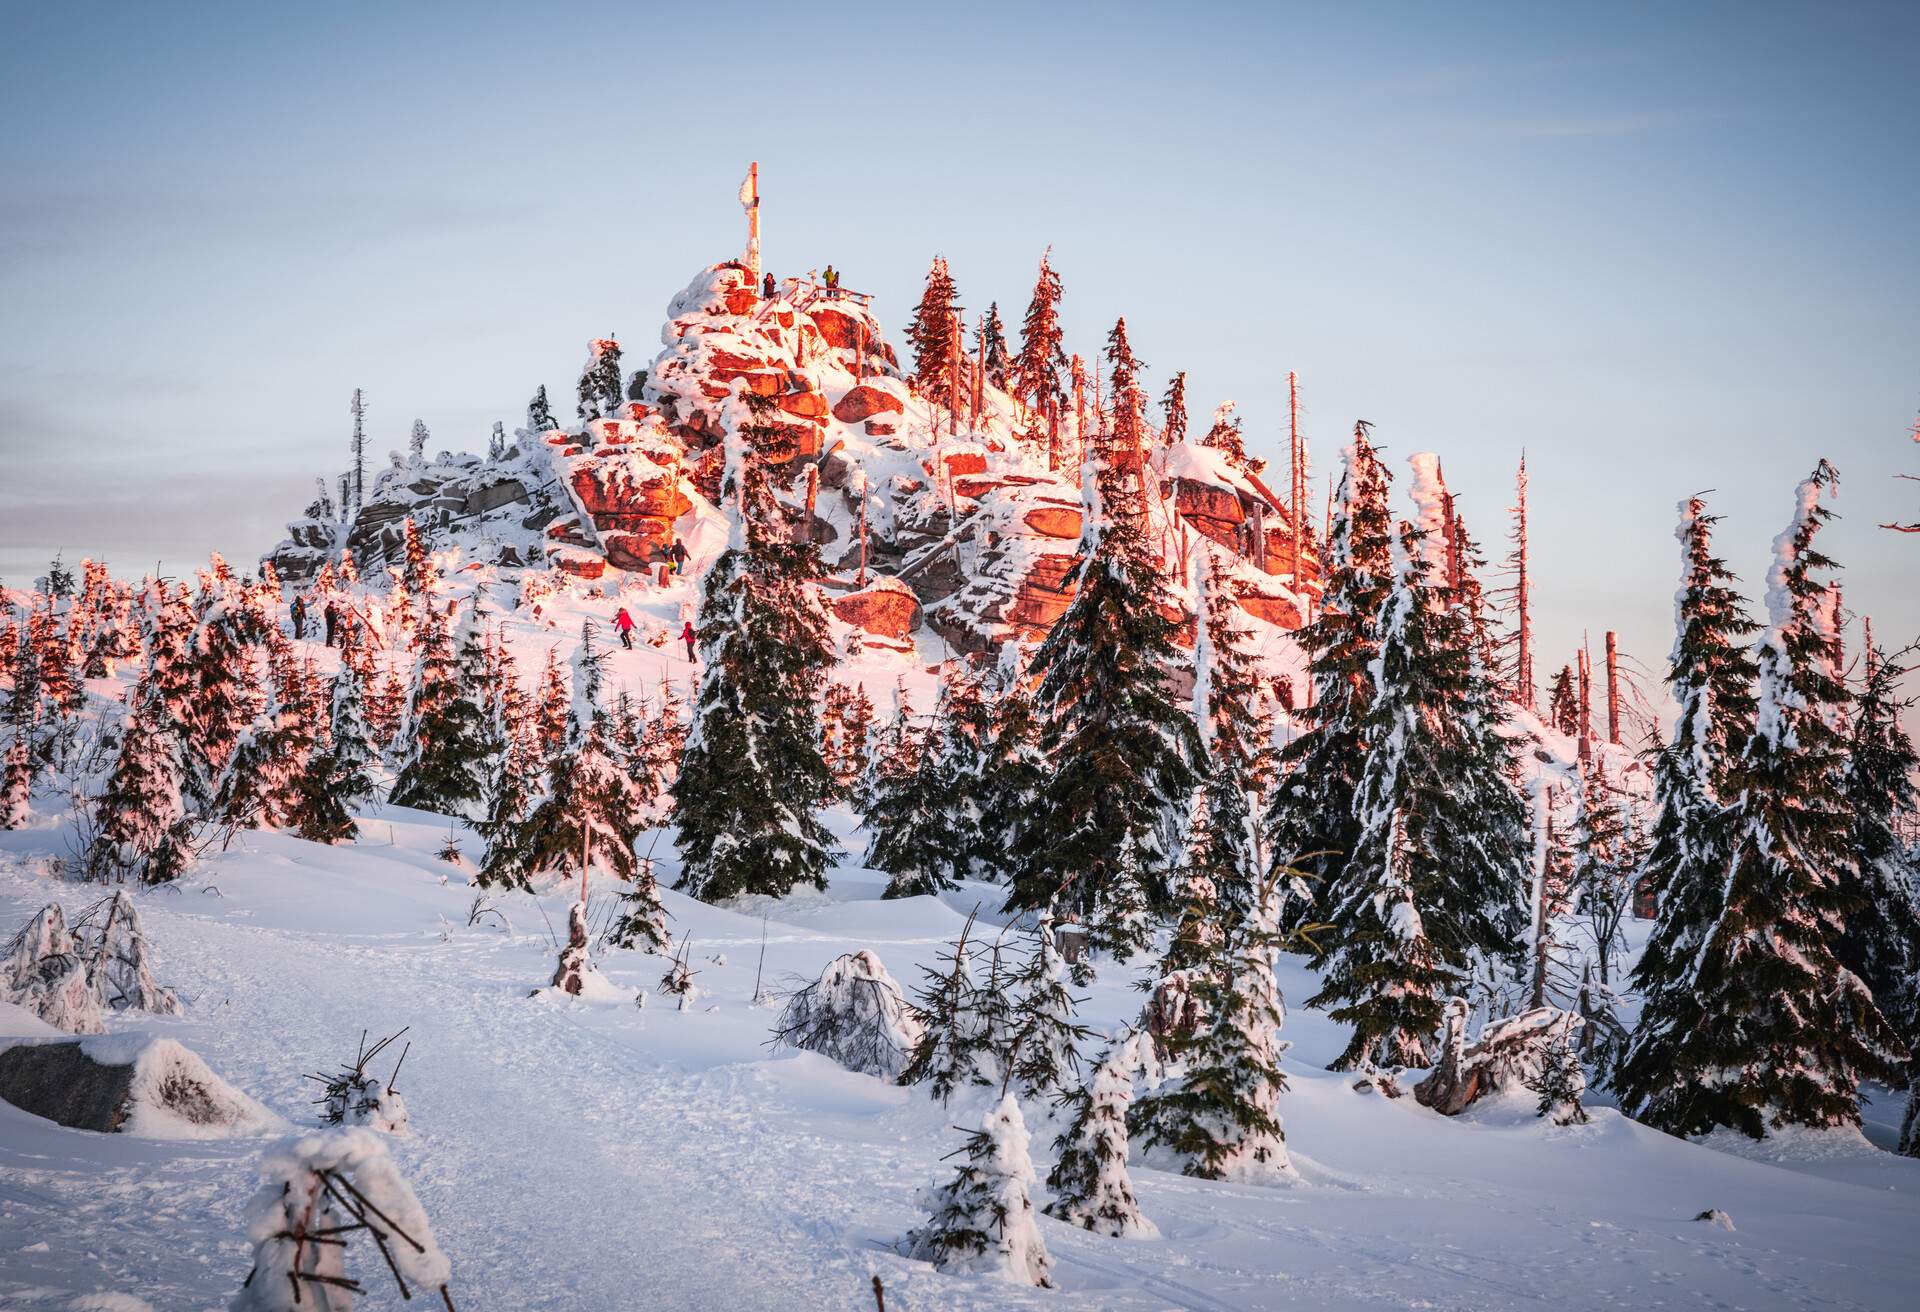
[1577,640,1593,762]
[1512,455,1533,709]
[1604,630,1621,745]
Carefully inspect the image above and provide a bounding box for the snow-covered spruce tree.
[866,705,963,899]
[318,657,379,814]
[1130,873,1296,1183]
[1619,463,1906,1138]
[908,256,961,408]
[1007,455,1201,963]
[900,912,999,1103]
[1011,249,1067,438]
[1309,523,1530,1071]
[182,591,261,805]
[1612,496,1781,1104]
[672,389,836,903]
[1566,758,1639,1061]
[1161,371,1188,447]
[87,676,194,884]
[976,301,1011,392]
[504,626,666,951]
[1547,665,1579,737]
[388,608,492,819]
[531,643,570,761]
[1045,1029,1159,1238]
[4,903,103,1034]
[971,644,1045,882]
[1104,317,1146,458]
[1189,547,1271,929]
[906,1091,1054,1287]
[1202,400,1264,475]
[575,336,623,423]
[1834,636,1920,1026]
[1266,423,1393,921]
[527,383,557,434]
[408,418,429,464]
[1006,908,1091,1101]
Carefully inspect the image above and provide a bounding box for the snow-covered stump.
[1415,1001,1586,1119]
[770,949,922,1080]
[551,901,594,996]
[234,1127,454,1311]
[82,890,181,1016]
[4,903,104,1035]
[1044,1032,1158,1239]
[906,1093,1054,1288]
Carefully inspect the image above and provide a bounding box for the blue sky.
[3,0,1916,712]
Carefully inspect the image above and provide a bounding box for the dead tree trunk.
[1604,630,1621,745]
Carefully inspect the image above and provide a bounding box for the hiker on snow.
[290,595,306,640]
[680,620,696,662]
[614,606,636,650]
[323,600,339,647]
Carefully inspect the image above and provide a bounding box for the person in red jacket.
[680,619,696,662]
[613,606,636,650]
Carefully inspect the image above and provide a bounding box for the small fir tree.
[1045,1030,1158,1238]
[388,610,492,819]
[905,1092,1054,1288]
[1161,371,1189,447]
[88,677,194,883]
[1130,874,1297,1183]
[908,256,961,408]
[1011,249,1067,435]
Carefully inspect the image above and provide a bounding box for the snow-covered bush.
[310,1028,411,1135]
[80,891,181,1016]
[4,904,104,1034]
[906,1092,1054,1287]
[234,1127,451,1310]
[771,949,922,1079]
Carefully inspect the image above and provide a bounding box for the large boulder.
[832,384,906,424]
[830,579,920,639]
[1022,504,1083,539]
[1173,478,1246,525]
[0,1035,282,1138]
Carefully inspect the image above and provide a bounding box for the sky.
[3,0,1917,720]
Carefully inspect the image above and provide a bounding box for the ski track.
[3,837,1918,1311]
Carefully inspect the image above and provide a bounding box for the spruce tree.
[1836,637,1920,1026]
[388,609,492,819]
[1007,457,1200,963]
[865,708,963,899]
[576,338,623,422]
[976,302,1011,391]
[900,913,998,1103]
[506,625,665,949]
[1311,524,1530,1071]
[1130,874,1297,1183]
[1613,497,1769,1102]
[1619,463,1906,1137]
[1266,424,1392,919]
[183,596,261,806]
[1011,250,1066,435]
[908,256,960,408]
[672,390,837,902]
[1103,317,1145,461]
[527,385,557,434]
[1547,665,1579,737]
[1202,401,1263,474]
[320,659,379,814]
[88,677,194,884]
[1161,371,1188,447]
[905,1093,1054,1288]
[1005,910,1091,1101]
[1190,548,1270,927]
[971,644,1044,882]
[1044,1030,1158,1238]
[408,419,429,464]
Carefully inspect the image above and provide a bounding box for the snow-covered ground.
[4,790,1917,1311]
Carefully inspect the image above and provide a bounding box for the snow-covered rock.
[0,1034,281,1138]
